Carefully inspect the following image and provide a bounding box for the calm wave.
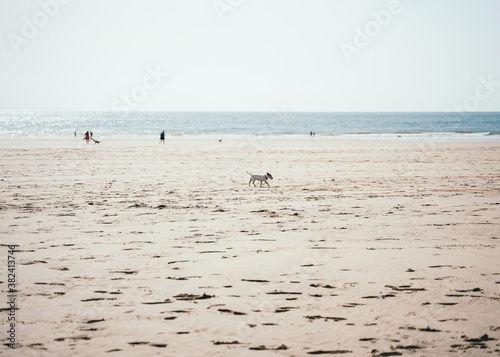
[0,111,499,140]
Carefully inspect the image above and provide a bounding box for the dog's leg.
[265,180,270,187]
[249,179,252,187]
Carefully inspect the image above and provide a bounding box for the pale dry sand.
[0,136,499,356]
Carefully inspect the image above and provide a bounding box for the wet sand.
[0,137,499,356]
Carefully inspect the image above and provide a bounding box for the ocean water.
[0,111,499,141]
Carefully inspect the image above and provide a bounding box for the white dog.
[247,171,273,187]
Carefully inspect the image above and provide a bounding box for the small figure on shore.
[313,131,315,136]
[84,131,90,144]
[90,131,93,139]
[310,131,313,137]
[74,131,77,137]
[159,130,165,144]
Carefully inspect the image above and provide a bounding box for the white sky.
[1,0,499,112]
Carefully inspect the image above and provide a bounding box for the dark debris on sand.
[451,334,498,351]
[307,350,352,354]
[305,315,346,322]
[249,344,288,350]
[174,293,214,301]
[213,341,240,345]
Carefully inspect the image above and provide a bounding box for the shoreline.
[0,133,500,148]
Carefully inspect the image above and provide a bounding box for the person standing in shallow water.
[84,131,90,144]
[159,130,165,144]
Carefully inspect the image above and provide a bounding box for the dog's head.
[266,173,273,180]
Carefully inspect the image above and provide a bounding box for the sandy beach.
[1,136,499,356]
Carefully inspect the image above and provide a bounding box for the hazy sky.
[1,0,499,112]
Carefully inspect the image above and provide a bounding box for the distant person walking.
[84,131,90,144]
[159,130,165,144]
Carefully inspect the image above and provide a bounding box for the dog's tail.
[246,171,252,176]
